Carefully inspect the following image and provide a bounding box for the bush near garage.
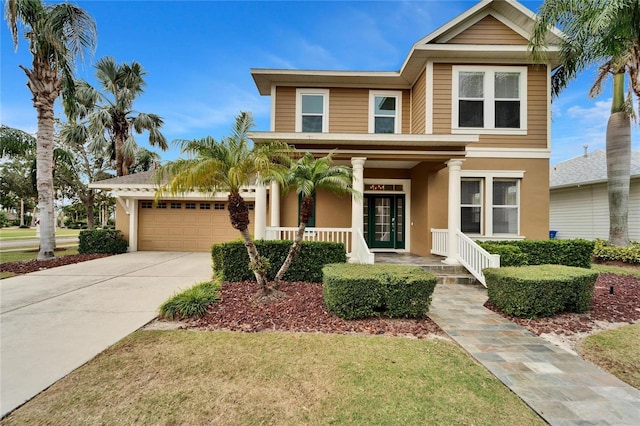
[483,265,598,318]
[477,239,594,268]
[592,239,640,265]
[78,229,128,254]
[322,263,437,320]
[212,240,346,283]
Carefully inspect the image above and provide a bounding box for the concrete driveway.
[0,251,212,418]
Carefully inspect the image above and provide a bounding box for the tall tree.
[530,0,640,246]
[156,112,291,297]
[77,57,168,177]
[273,152,354,285]
[5,0,96,259]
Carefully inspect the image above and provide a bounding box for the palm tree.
[272,152,355,285]
[78,57,168,177]
[156,112,291,296]
[5,0,96,259]
[530,0,640,246]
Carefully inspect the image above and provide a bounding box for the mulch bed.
[184,281,444,338]
[0,253,112,275]
[485,273,640,336]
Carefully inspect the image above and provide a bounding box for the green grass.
[0,331,545,425]
[0,247,79,264]
[0,228,81,240]
[159,281,221,320]
[591,263,640,279]
[579,323,640,389]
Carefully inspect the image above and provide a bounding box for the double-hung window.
[369,91,402,133]
[453,66,527,134]
[296,89,329,132]
[492,179,519,235]
[461,179,482,234]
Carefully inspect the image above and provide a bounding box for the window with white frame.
[452,66,527,134]
[369,91,401,134]
[296,89,329,132]
[461,179,482,234]
[492,179,519,235]
[460,173,522,237]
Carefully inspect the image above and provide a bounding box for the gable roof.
[90,170,158,189]
[252,0,562,95]
[550,149,640,189]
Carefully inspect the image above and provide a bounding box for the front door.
[364,195,405,249]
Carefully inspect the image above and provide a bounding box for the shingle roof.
[92,170,157,186]
[550,149,640,188]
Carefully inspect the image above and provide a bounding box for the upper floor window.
[452,66,527,135]
[369,91,402,134]
[296,89,329,132]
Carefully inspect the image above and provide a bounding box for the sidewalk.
[428,283,640,425]
[0,251,212,418]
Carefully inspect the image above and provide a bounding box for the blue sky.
[1,0,638,165]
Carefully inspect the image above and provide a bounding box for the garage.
[137,200,255,251]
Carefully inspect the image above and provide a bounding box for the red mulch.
[184,281,444,338]
[0,253,112,275]
[485,273,640,336]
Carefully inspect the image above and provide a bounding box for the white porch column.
[129,199,138,252]
[444,159,464,265]
[255,184,267,239]
[351,157,366,233]
[269,182,280,227]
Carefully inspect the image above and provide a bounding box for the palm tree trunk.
[606,111,631,246]
[274,222,306,286]
[85,190,95,229]
[238,227,270,293]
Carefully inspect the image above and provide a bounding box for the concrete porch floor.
[373,252,447,266]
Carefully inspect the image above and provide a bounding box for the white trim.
[270,84,276,131]
[305,149,465,156]
[295,88,329,133]
[452,65,528,134]
[425,62,433,134]
[466,147,550,159]
[368,90,402,134]
[547,64,552,150]
[249,131,477,146]
[130,199,138,252]
[461,178,484,235]
[363,178,411,252]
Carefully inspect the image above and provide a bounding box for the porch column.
[444,159,464,265]
[269,182,280,227]
[351,157,366,233]
[255,183,267,239]
[129,199,138,252]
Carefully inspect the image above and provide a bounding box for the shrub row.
[484,265,598,318]
[159,280,221,320]
[322,263,437,320]
[78,229,128,254]
[592,239,640,265]
[478,239,594,268]
[212,240,346,283]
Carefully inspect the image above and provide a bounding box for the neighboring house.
[550,149,640,241]
[93,0,561,265]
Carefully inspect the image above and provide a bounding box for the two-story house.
[249,0,561,264]
[93,0,561,268]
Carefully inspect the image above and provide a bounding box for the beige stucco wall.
[279,190,352,228]
[115,202,129,245]
[448,15,528,45]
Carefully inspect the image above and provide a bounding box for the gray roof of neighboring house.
[550,149,640,188]
[92,170,157,187]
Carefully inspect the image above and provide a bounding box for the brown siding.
[329,88,368,133]
[432,63,452,134]
[274,86,295,132]
[411,69,426,134]
[401,89,411,133]
[448,15,528,45]
[431,64,548,149]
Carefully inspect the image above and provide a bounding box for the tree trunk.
[115,132,126,177]
[274,196,314,286]
[606,75,631,246]
[84,190,95,229]
[21,62,60,259]
[20,199,24,227]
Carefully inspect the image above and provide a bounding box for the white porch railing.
[430,228,500,287]
[351,228,375,264]
[456,230,500,287]
[430,228,448,256]
[265,226,353,253]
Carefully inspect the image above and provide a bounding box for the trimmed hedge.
[78,229,128,254]
[322,263,437,320]
[484,265,598,318]
[593,239,640,265]
[478,239,594,268]
[212,240,347,283]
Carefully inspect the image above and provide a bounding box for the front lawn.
[0,247,79,264]
[0,228,81,240]
[0,331,545,425]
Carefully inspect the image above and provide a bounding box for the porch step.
[420,265,478,286]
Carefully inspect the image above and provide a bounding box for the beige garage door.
[138,200,255,251]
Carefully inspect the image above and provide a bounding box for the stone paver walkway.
[428,283,640,426]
